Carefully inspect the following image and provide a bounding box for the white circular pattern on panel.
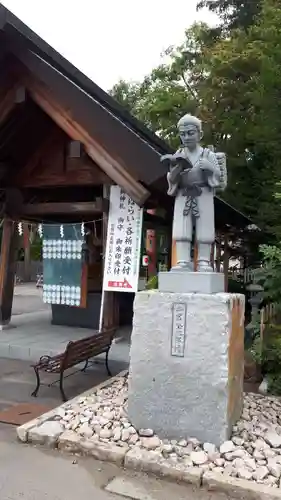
[43,239,83,260]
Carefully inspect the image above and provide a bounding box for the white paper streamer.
[18,222,23,235]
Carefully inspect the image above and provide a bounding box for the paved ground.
[1,285,130,364]
[13,284,49,315]
[0,359,233,500]
[0,437,232,500]
[0,284,233,499]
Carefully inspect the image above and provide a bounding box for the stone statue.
[161,114,227,272]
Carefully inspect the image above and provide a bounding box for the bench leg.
[31,367,41,397]
[81,359,89,372]
[59,372,68,402]
[105,348,112,377]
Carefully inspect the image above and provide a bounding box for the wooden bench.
[31,329,116,401]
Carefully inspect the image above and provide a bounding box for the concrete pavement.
[0,285,130,365]
[0,434,233,500]
[0,284,234,499]
[0,359,232,500]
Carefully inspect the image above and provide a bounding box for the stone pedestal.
[128,291,245,447]
[158,271,224,294]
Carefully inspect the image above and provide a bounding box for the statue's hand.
[199,149,215,173]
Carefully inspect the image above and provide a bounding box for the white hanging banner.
[102,186,143,293]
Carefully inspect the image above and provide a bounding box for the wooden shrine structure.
[0,5,258,331]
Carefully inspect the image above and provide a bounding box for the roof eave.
[0,6,172,156]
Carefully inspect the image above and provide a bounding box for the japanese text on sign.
[103,186,143,293]
[171,303,187,357]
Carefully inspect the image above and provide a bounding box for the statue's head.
[177,114,203,149]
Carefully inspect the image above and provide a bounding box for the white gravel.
[49,375,281,489]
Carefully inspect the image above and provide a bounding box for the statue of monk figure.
[161,114,227,272]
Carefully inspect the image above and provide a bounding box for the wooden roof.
[0,4,253,231]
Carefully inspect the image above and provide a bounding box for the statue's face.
[178,124,200,149]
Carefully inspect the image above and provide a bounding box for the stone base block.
[158,271,224,294]
[128,291,245,447]
[0,321,13,331]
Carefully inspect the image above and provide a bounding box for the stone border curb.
[16,370,128,443]
[17,372,281,499]
[203,471,281,500]
[124,447,202,486]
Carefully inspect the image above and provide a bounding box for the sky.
[1,0,217,91]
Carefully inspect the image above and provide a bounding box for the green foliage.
[248,241,281,394]
[254,245,281,307]
[197,0,281,235]
[110,0,281,237]
[145,275,158,290]
[30,235,42,261]
[251,324,281,394]
[197,0,262,31]
[110,24,210,147]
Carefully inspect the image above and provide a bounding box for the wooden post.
[193,241,198,271]
[99,185,109,331]
[100,185,119,331]
[171,239,177,268]
[23,223,31,282]
[216,236,222,273]
[147,209,157,276]
[210,242,215,271]
[0,219,18,328]
[223,234,229,292]
[146,228,157,276]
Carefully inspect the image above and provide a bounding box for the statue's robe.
[168,147,221,244]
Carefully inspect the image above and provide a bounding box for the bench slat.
[32,329,115,373]
[63,335,113,370]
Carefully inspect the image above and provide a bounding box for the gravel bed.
[43,375,281,489]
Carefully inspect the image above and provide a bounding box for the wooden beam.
[22,199,109,216]
[23,156,111,188]
[22,72,150,205]
[5,188,24,216]
[15,86,26,104]
[14,129,60,184]
[0,219,18,327]
[68,140,83,158]
[0,84,18,125]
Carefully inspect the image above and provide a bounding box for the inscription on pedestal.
[171,302,187,357]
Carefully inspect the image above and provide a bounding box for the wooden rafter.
[20,71,150,205]
[0,84,19,126]
[23,156,111,188]
[14,128,60,184]
[22,199,109,216]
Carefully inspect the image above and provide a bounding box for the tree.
[110,80,140,113]
[197,0,262,31]
[110,23,212,147]
[198,0,281,234]
[110,0,281,236]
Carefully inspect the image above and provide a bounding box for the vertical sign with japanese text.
[103,186,143,293]
[171,302,187,357]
